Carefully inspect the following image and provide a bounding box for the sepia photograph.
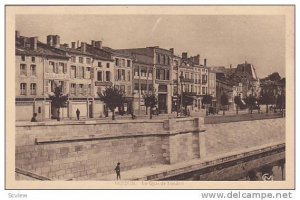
[5,5,295,189]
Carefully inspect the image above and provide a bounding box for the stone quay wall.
[15,118,205,180]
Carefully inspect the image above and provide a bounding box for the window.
[86,58,91,64]
[122,69,125,80]
[21,55,25,61]
[121,59,125,67]
[202,87,205,94]
[71,66,76,78]
[106,71,110,82]
[30,65,36,76]
[59,62,65,74]
[156,69,160,79]
[20,64,27,76]
[49,61,55,73]
[166,70,170,80]
[79,84,84,94]
[85,67,91,79]
[20,83,26,95]
[70,83,76,95]
[156,54,160,63]
[141,69,147,77]
[71,56,76,63]
[120,85,125,92]
[97,71,102,81]
[127,71,131,81]
[106,63,110,68]
[141,84,147,92]
[30,83,36,95]
[134,68,139,77]
[31,57,35,63]
[88,84,91,95]
[134,83,139,91]
[98,62,102,67]
[115,58,119,66]
[79,66,84,79]
[127,60,131,67]
[160,69,165,80]
[62,63,67,74]
[79,57,84,63]
[59,81,65,93]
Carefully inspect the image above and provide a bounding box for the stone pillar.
[68,100,73,119]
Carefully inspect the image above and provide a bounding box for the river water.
[163,159,285,181]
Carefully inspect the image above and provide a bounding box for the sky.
[16,15,286,78]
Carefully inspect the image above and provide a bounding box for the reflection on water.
[239,159,285,181]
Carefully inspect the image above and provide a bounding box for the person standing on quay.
[115,162,121,180]
[76,108,80,120]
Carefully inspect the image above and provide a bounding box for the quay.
[15,113,285,181]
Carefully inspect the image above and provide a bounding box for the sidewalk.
[93,142,284,181]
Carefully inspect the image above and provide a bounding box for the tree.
[245,95,257,114]
[179,92,194,116]
[202,94,213,116]
[234,95,242,115]
[220,93,229,116]
[49,86,68,121]
[268,72,281,82]
[259,92,275,113]
[98,86,125,120]
[276,93,286,114]
[143,90,158,119]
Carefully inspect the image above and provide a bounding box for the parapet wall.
[15,118,204,180]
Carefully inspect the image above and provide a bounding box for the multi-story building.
[48,38,96,119]
[102,47,134,114]
[118,46,173,114]
[84,41,115,117]
[208,68,217,108]
[15,32,70,121]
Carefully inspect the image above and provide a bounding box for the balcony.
[182,78,194,83]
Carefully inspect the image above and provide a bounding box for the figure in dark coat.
[115,162,121,180]
[76,108,80,120]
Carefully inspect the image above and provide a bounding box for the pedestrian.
[76,108,80,120]
[115,162,121,180]
[31,113,37,122]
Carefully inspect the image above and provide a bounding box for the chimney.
[15,30,20,40]
[20,37,27,47]
[194,54,200,65]
[53,35,60,48]
[95,41,102,49]
[204,58,207,67]
[81,42,86,53]
[47,35,53,46]
[169,48,174,54]
[71,42,76,49]
[91,40,95,47]
[77,41,80,49]
[62,43,69,48]
[230,64,232,69]
[30,37,38,50]
[182,52,188,60]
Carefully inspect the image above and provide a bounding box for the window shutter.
[76,66,79,78]
[83,84,87,95]
[63,64,67,74]
[90,67,94,79]
[44,80,49,94]
[55,63,58,73]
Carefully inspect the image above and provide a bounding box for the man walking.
[115,162,121,180]
[76,108,80,120]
